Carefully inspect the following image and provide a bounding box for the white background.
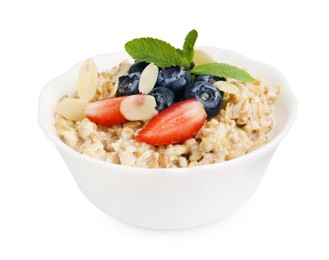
[1,0,328,259]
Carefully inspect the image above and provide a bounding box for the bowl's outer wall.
[39,47,296,229]
[59,146,276,229]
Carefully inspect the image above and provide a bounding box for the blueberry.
[116,72,141,96]
[195,75,226,84]
[148,87,175,112]
[128,61,149,74]
[184,81,222,119]
[156,66,192,94]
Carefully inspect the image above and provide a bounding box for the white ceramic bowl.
[38,47,297,229]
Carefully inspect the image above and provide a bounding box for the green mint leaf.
[190,62,255,82]
[182,29,198,64]
[125,37,186,68]
[176,48,190,68]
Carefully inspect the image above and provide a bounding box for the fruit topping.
[156,66,192,95]
[128,61,149,74]
[56,98,87,121]
[184,81,222,119]
[84,96,127,126]
[138,63,158,94]
[136,98,207,145]
[120,95,158,121]
[148,87,175,112]
[76,59,98,101]
[213,81,240,94]
[116,72,141,96]
[69,31,254,130]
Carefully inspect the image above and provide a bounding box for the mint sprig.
[125,30,197,68]
[190,62,255,83]
[125,37,187,68]
[124,29,255,83]
[182,29,198,65]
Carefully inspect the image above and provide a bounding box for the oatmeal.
[54,30,280,168]
[54,60,280,168]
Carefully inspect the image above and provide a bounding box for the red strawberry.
[136,98,207,145]
[84,96,127,126]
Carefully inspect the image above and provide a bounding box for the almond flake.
[193,50,214,65]
[120,95,158,121]
[56,98,87,121]
[213,81,240,94]
[138,63,158,94]
[76,59,98,101]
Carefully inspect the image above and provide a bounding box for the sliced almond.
[193,49,214,65]
[213,81,240,94]
[120,95,158,121]
[76,59,98,101]
[138,63,158,94]
[109,80,118,97]
[56,98,87,121]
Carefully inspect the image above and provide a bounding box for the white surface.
[38,48,296,229]
[0,0,328,258]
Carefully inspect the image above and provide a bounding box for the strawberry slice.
[136,98,207,145]
[84,96,127,126]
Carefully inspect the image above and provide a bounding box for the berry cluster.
[116,61,225,119]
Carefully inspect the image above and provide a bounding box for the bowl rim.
[38,46,298,174]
